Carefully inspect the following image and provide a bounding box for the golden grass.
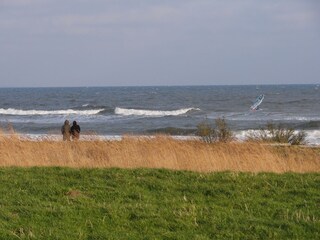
[0,134,319,173]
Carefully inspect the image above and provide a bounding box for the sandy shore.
[4,132,320,146]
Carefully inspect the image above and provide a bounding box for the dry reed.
[0,134,319,173]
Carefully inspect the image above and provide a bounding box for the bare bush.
[197,118,233,143]
[246,123,307,145]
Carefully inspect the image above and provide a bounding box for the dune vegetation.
[0,133,319,173]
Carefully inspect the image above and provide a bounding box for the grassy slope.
[0,168,319,239]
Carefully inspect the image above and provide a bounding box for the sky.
[0,0,319,87]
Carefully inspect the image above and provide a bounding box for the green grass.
[0,168,319,239]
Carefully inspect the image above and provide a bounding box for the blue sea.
[0,85,319,144]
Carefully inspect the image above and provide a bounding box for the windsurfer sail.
[250,94,264,111]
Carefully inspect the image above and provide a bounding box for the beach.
[2,0,320,237]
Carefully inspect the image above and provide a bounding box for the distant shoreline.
[2,132,319,146]
[0,83,319,89]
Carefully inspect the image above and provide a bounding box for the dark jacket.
[71,121,81,140]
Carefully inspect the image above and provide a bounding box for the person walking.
[61,120,71,141]
[71,120,81,140]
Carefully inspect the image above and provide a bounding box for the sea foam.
[115,107,200,117]
[0,108,104,116]
[234,130,320,145]
[9,130,320,145]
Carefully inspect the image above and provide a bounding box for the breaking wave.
[0,108,104,116]
[115,107,200,117]
[234,130,320,145]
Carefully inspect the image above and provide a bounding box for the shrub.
[246,123,307,145]
[196,118,233,143]
[196,121,216,143]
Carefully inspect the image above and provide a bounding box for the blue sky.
[1,0,319,87]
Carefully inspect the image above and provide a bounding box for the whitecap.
[234,130,320,145]
[115,107,200,117]
[0,108,104,116]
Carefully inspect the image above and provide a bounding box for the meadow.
[0,168,319,239]
[0,134,319,239]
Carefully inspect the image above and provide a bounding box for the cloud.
[2,0,318,37]
[0,0,43,6]
[259,1,319,29]
[51,5,180,35]
[1,0,319,86]
[274,11,318,28]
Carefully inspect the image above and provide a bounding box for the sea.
[0,85,319,145]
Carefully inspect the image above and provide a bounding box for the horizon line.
[0,83,318,89]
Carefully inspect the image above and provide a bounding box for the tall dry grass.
[0,134,319,173]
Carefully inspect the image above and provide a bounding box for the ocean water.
[0,85,319,144]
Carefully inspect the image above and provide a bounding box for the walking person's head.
[73,121,77,126]
[64,120,69,125]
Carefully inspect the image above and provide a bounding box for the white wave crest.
[0,108,104,116]
[115,107,200,116]
[234,130,320,145]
